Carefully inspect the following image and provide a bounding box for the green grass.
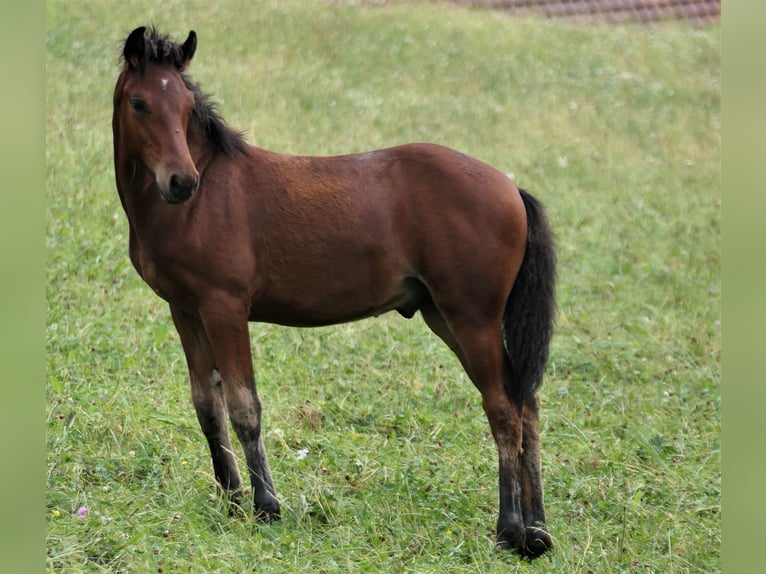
[46,1,719,571]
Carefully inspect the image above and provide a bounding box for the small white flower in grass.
[557,156,568,168]
[296,448,309,461]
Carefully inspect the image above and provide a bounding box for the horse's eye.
[130,97,148,113]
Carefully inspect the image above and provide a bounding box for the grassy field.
[46,1,720,571]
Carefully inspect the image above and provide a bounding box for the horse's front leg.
[198,305,280,520]
[170,305,243,504]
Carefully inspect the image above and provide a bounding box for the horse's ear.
[123,26,147,70]
[180,31,197,70]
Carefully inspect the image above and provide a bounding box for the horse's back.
[252,142,526,270]
[263,141,526,244]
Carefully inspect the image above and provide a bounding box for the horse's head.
[113,26,200,204]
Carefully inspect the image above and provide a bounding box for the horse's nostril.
[168,173,198,200]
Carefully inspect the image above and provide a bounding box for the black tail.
[503,189,557,402]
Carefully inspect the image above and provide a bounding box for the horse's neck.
[186,121,222,174]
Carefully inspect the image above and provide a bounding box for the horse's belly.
[248,276,426,327]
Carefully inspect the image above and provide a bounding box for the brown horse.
[112,26,556,559]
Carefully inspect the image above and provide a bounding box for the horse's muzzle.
[161,172,200,204]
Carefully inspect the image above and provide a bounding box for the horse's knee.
[224,382,262,431]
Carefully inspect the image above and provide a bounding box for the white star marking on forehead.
[161,78,168,91]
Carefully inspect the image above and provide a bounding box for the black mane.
[121,26,248,156]
[183,77,249,156]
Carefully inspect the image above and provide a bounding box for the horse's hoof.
[496,525,552,560]
[522,526,553,559]
[254,498,281,523]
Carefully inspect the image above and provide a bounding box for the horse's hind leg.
[170,305,242,503]
[459,330,528,553]
[519,392,550,554]
[422,301,548,558]
[420,296,466,367]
